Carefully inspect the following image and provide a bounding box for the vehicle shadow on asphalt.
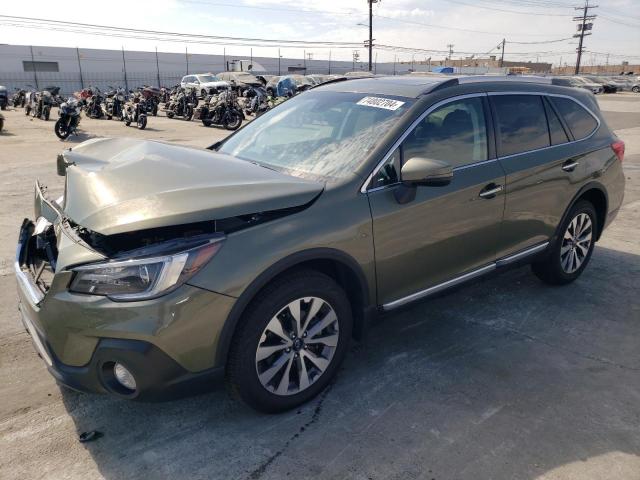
[59,246,640,480]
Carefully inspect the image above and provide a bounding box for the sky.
[0,0,639,67]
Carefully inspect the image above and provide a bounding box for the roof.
[316,74,554,98]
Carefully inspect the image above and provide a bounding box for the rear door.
[489,93,589,258]
[367,94,506,307]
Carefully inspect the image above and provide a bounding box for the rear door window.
[550,97,598,140]
[491,95,550,157]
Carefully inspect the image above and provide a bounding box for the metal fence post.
[122,46,129,91]
[76,47,84,89]
[155,47,161,87]
[29,45,39,90]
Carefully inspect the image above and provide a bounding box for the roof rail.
[457,75,552,85]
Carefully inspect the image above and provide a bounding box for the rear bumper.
[19,305,223,400]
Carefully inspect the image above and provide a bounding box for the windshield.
[198,75,220,83]
[219,91,413,181]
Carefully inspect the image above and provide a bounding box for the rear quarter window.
[550,97,599,140]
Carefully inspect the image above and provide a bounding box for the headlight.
[69,237,224,301]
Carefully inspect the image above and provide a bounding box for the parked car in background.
[16,76,625,413]
[181,74,230,98]
[582,76,617,93]
[0,85,8,110]
[571,76,604,94]
[631,82,640,93]
[217,71,263,93]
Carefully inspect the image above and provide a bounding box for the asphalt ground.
[0,92,639,480]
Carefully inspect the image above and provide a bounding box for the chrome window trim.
[360,92,489,194]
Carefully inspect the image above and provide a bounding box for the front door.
[367,94,506,307]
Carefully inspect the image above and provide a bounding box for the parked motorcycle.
[104,86,127,120]
[140,86,161,116]
[241,86,269,117]
[122,92,147,129]
[54,97,82,139]
[195,90,243,130]
[11,86,32,108]
[163,87,194,120]
[85,87,105,119]
[25,86,60,120]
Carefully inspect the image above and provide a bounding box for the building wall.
[552,64,639,75]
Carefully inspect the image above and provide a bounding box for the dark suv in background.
[17,76,625,412]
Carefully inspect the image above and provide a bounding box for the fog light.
[113,363,136,391]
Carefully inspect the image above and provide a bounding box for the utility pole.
[393,55,396,75]
[185,46,189,75]
[573,0,597,75]
[367,0,378,72]
[224,47,226,71]
[304,49,306,71]
[447,43,454,65]
[76,47,84,89]
[278,48,281,75]
[499,38,506,68]
[352,50,360,71]
[328,49,331,75]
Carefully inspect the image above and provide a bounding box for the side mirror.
[394,157,453,204]
[401,157,453,186]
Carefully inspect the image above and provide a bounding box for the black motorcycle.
[122,92,147,129]
[55,97,81,139]
[140,86,161,116]
[241,86,269,117]
[164,86,194,120]
[196,90,243,130]
[104,86,127,120]
[11,86,32,108]
[85,87,105,119]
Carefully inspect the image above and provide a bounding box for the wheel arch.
[214,248,373,367]
[556,182,609,242]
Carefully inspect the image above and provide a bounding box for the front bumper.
[15,216,236,399]
[18,304,223,399]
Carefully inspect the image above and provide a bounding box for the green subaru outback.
[16,75,625,412]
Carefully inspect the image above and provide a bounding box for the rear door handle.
[479,184,503,199]
[562,160,579,172]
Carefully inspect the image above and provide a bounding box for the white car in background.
[181,74,230,98]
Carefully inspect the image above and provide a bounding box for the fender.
[552,180,609,243]
[214,248,372,367]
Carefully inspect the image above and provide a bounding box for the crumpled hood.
[60,138,323,235]
[201,81,230,89]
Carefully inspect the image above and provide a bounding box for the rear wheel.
[137,115,147,130]
[43,106,50,121]
[224,111,242,130]
[632,86,640,93]
[227,270,352,413]
[202,119,212,127]
[532,200,597,285]
[184,105,193,121]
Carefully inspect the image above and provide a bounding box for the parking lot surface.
[1,93,639,480]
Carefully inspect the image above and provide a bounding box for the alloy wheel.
[255,297,339,396]
[560,213,593,274]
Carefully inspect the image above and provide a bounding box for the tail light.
[611,140,625,162]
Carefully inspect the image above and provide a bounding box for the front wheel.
[184,105,193,121]
[227,270,352,413]
[202,119,212,127]
[224,111,242,130]
[43,106,50,121]
[633,86,640,93]
[137,115,147,130]
[532,200,597,285]
[54,117,71,139]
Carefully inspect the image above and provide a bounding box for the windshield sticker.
[357,96,405,111]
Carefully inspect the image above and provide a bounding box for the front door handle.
[562,160,579,172]
[479,184,503,199]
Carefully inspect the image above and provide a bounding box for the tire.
[532,200,597,285]
[25,105,31,116]
[632,86,640,93]
[125,116,132,127]
[202,119,212,127]
[137,115,147,130]
[55,117,71,139]
[227,270,352,413]
[43,106,50,121]
[1,104,5,111]
[166,111,174,119]
[201,89,207,99]
[224,111,242,130]
[184,105,193,121]
[152,104,158,116]
[0,118,4,132]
